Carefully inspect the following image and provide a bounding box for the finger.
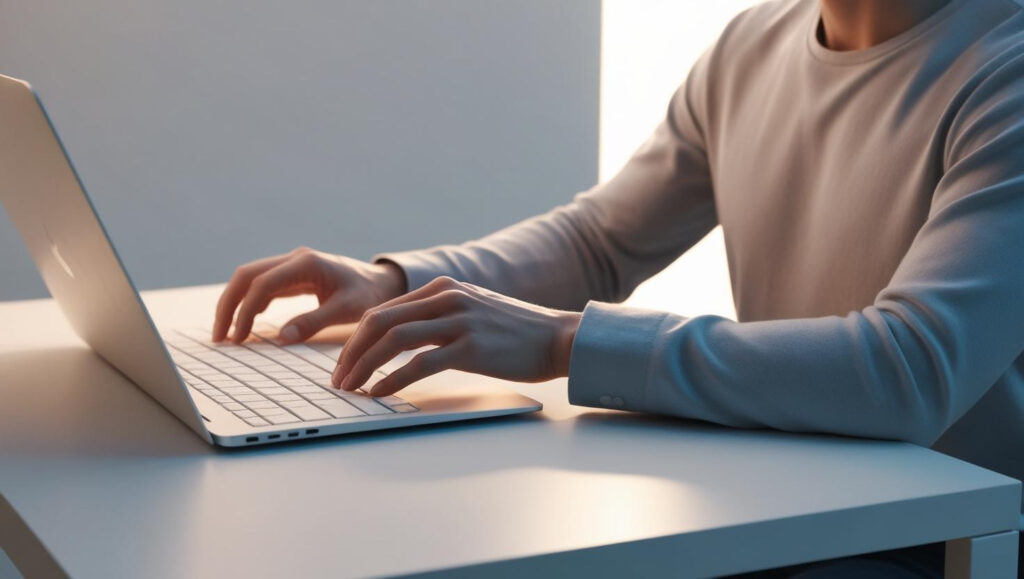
[334,289,469,382]
[278,298,348,344]
[231,254,321,343]
[213,254,289,341]
[339,319,461,391]
[367,344,463,397]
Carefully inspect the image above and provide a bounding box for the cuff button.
[599,395,612,406]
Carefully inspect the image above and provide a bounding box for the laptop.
[0,73,542,447]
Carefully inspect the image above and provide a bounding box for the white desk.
[0,285,1020,578]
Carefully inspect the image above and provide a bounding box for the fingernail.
[340,375,353,391]
[280,325,299,343]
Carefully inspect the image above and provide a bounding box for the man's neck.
[819,0,951,51]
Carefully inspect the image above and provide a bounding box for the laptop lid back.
[0,74,211,443]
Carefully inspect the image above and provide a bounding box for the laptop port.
[245,436,258,443]
[287,432,299,438]
[306,428,319,435]
[268,434,280,440]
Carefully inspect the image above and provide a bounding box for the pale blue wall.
[0,0,599,299]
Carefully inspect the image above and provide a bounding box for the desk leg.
[0,493,66,578]
[945,530,1019,579]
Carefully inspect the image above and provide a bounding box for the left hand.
[332,276,582,396]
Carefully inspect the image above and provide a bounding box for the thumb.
[279,301,345,344]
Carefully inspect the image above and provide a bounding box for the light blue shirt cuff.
[567,301,670,411]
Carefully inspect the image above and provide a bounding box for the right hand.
[212,247,407,344]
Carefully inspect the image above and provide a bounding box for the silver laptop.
[0,74,541,447]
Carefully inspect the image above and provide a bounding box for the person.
[213,0,1024,575]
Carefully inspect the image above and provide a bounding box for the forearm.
[376,199,634,309]
[567,298,1019,446]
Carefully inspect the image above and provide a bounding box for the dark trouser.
[728,532,1022,578]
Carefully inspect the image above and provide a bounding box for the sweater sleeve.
[568,53,1024,446]
[374,53,718,310]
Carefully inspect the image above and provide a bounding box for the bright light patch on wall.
[602,1,759,320]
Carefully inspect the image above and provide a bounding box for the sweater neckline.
[805,0,968,66]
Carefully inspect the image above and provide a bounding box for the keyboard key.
[258,387,292,397]
[235,394,267,403]
[309,378,337,389]
[194,352,233,365]
[378,395,406,407]
[265,414,299,425]
[316,399,364,419]
[279,399,313,409]
[264,371,300,380]
[235,410,257,419]
[390,403,419,413]
[304,390,335,400]
[248,361,281,370]
[291,386,322,395]
[343,394,393,415]
[268,393,302,402]
[291,406,331,421]
[220,386,255,396]
[256,407,289,418]
[187,381,216,392]
[247,400,279,410]
[291,364,323,375]
[223,402,245,412]
[245,417,270,427]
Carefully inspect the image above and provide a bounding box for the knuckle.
[429,276,458,290]
[290,246,313,256]
[364,310,388,331]
[384,325,407,344]
[290,316,311,334]
[411,354,434,374]
[294,251,319,267]
[249,275,270,296]
[439,289,469,308]
[358,308,376,327]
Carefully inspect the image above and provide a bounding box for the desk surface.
[0,285,1020,578]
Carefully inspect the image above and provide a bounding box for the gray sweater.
[379,0,1024,498]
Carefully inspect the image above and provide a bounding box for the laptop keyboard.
[163,328,418,427]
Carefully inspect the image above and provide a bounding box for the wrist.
[551,311,582,377]
[374,261,408,302]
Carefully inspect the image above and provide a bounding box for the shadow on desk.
[0,347,210,458]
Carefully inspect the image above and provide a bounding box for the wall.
[0,1,599,300]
